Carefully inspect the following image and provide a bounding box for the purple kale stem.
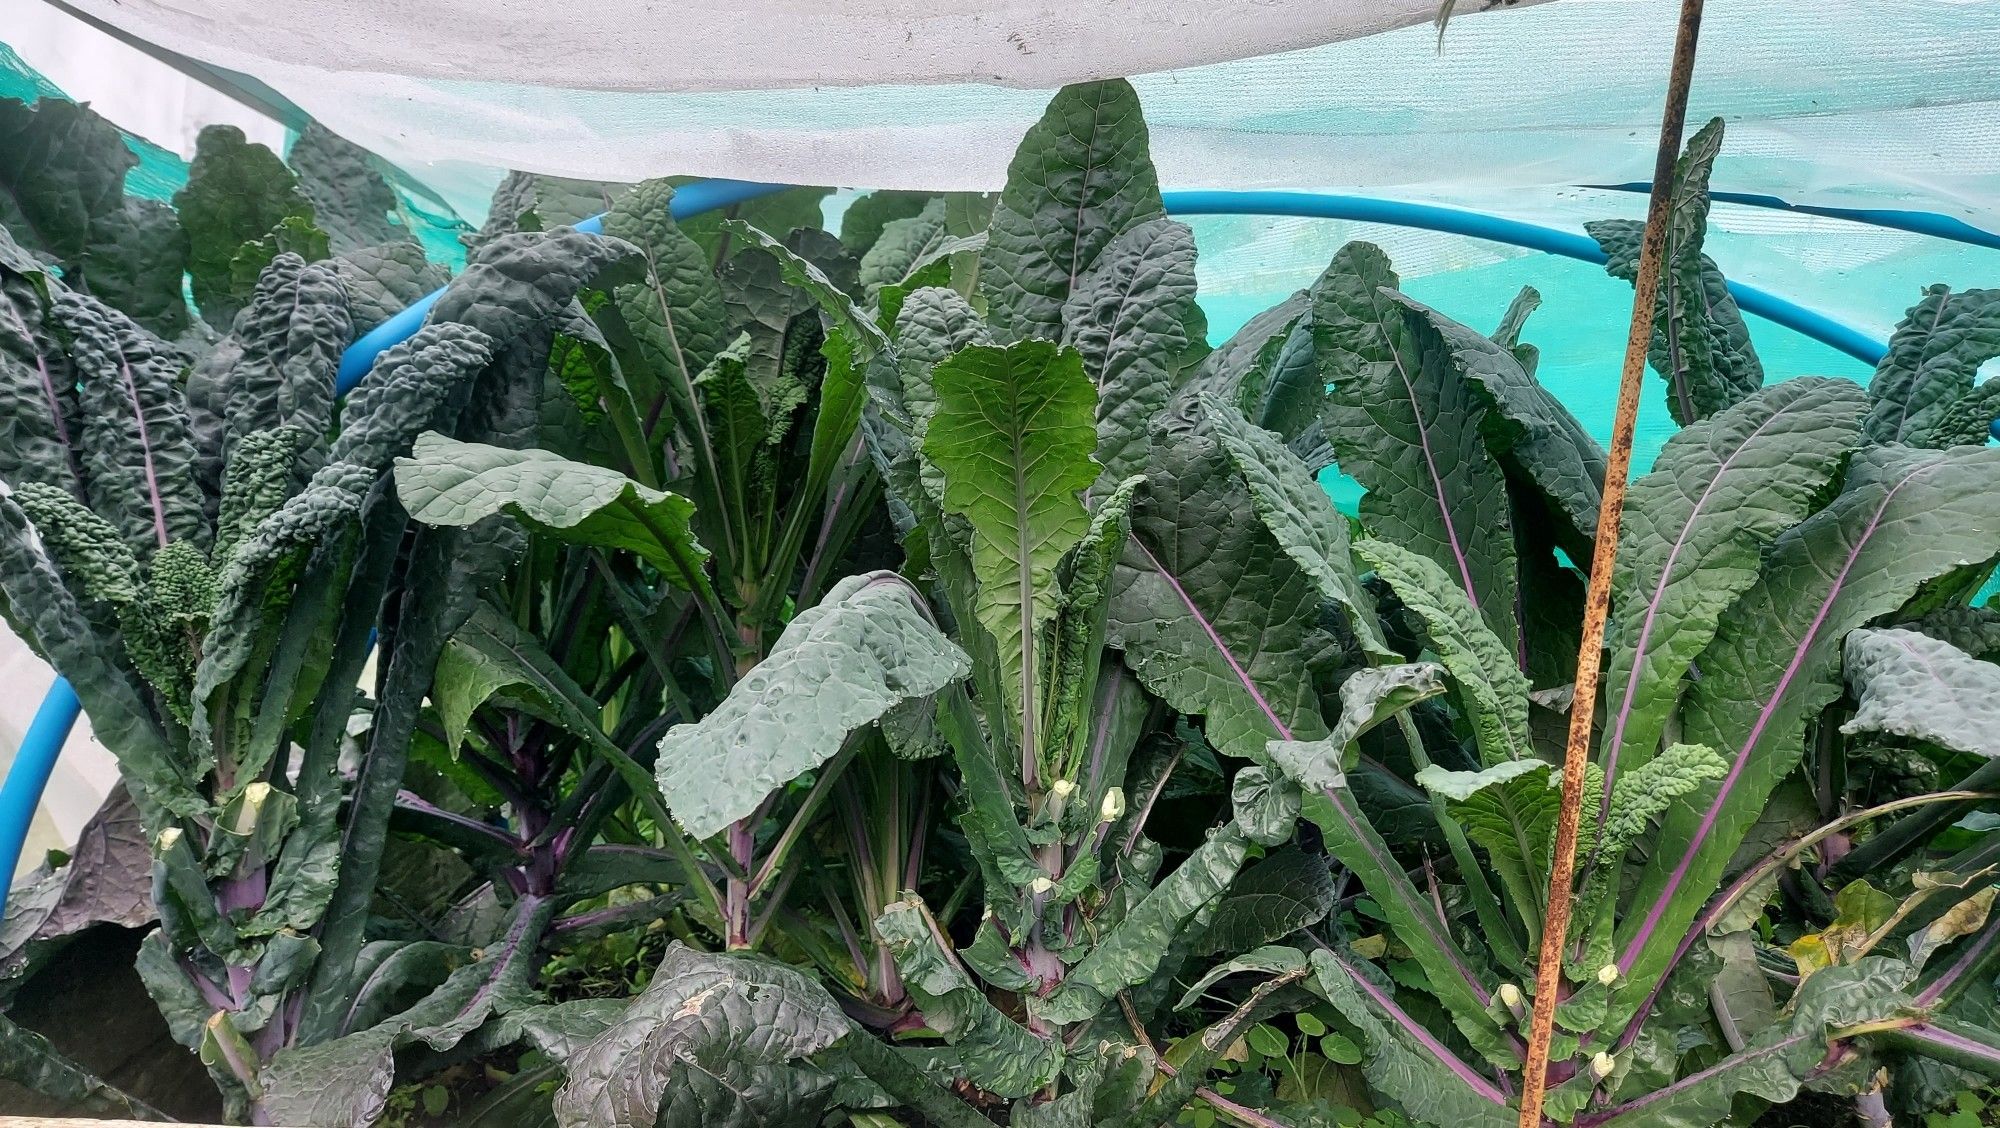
[32,353,80,481]
[1897,1022,2000,1073]
[1132,538,1288,737]
[1325,785,1490,1005]
[1619,470,1925,976]
[215,868,268,915]
[1596,400,1790,815]
[394,790,523,851]
[115,354,171,548]
[1389,344,1484,613]
[1319,945,1508,1104]
[1915,913,2000,1007]
[798,436,863,603]
[725,818,755,948]
[1577,1032,1814,1127]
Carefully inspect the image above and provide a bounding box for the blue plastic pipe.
[1,180,1896,923]
[0,179,786,925]
[1159,190,1889,367]
[0,680,83,901]
[1589,182,2000,254]
[333,178,789,392]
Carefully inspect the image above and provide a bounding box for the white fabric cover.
[49,0,1501,93]
[31,0,2000,234]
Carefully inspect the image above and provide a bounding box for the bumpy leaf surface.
[221,253,350,460]
[332,323,496,471]
[875,899,1062,1097]
[0,98,189,334]
[52,290,205,552]
[1587,119,1764,426]
[980,79,1164,343]
[288,122,401,252]
[1394,292,1605,552]
[174,125,319,326]
[428,227,632,344]
[1204,397,1391,657]
[0,256,82,496]
[554,944,850,1128]
[1599,378,1864,791]
[655,573,968,838]
[1619,445,2000,1017]
[333,241,449,328]
[1316,243,1518,648]
[1061,216,1201,487]
[1358,539,1530,765]
[1840,628,2000,760]
[1109,412,1330,760]
[1861,284,2000,447]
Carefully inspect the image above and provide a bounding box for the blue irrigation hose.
[0,179,787,924]
[333,179,790,391]
[1159,190,1889,367]
[0,680,83,897]
[1587,183,2000,254]
[3,180,1894,922]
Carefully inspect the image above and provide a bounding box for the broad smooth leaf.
[1840,628,2000,760]
[1315,243,1519,649]
[1061,216,1202,488]
[0,1011,164,1120]
[395,431,709,588]
[0,785,152,983]
[1617,444,2000,1019]
[980,79,1164,343]
[655,573,968,838]
[554,944,851,1128]
[1586,118,1764,427]
[1418,759,1558,930]
[1862,285,2000,447]
[1230,763,1301,847]
[1598,378,1864,790]
[923,340,1098,762]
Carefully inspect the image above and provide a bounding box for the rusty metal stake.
[1516,2,1708,1126]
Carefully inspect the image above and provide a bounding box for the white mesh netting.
[25,0,2000,231]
